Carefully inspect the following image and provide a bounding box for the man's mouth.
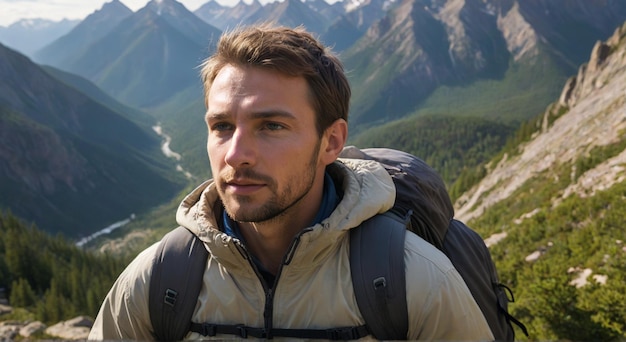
[224,180,266,195]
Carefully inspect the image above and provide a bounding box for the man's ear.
[321,119,348,165]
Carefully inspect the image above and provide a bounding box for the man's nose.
[224,128,256,168]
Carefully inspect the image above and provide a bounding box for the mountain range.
[1,0,626,238]
[0,42,185,238]
[343,0,626,129]
[0,18,78,57]
[455,21,626,225]
[14,0,626,129]
[1,0,626,337]
[33,0,221,109]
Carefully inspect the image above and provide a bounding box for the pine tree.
[9,277,37,308]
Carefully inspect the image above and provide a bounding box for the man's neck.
[223,170,340,275]
[238,219,305,275]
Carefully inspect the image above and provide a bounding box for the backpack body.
[148,147,527,340]
[341,147,527,340]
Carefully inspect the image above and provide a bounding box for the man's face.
[205,64,327,224]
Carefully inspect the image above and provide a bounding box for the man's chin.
[226,206,284,224]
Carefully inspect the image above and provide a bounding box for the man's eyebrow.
[205,112,228,122]
[205,110,297,121]
[251,110,297,120]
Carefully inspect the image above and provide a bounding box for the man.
[88,24,494,340]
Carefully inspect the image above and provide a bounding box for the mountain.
[33,0,133,67]
[243,0,332,35]
[195,0,264,30]
[455,21,626,224]
[150,0,626,182]
[321,0,397,52]
[344,0,455,128]
[142,0,222,47]
[452,22,626,340]
[0,18,79,57]
[194,0,390,33]
[304,0,345,22]
[34,0,221,109]
[513,0,626,69]
[196,0,333,35]
[343,0,626,132]
[40,66,155,128]
[0,43,185,238]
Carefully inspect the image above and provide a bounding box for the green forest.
[0,212,128,324]
[349,114,515,193]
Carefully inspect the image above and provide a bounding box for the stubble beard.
[221,140,322,224]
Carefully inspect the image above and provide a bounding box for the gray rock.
[0,321,21,341]
[20,321,47,338]
[0,304,12,316]
[45,316,93,340]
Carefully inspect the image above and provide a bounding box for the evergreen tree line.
[349,114,514,195]
[0,212,128,324]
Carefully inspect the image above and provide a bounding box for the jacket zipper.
[234,227,313,339]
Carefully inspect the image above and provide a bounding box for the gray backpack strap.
[149,226,209,341]
[349,212,409,340]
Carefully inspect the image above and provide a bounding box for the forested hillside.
[349,115,514,187]
[0,212,127,324]
[455,22,626,339]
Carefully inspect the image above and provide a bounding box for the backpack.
[148,146,528,341]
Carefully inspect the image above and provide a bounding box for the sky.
[0,0,251,27]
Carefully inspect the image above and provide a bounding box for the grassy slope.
[467,139,626,340]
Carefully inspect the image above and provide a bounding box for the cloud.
[0,0,107,26]
[0,0,222,26]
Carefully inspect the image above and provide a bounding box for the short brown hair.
[200,24,350,136]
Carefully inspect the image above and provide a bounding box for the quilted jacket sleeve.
[404,232,495,340]
[88,243,159,340]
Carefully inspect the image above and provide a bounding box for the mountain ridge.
[454,22,626,224]
[0,43,185,237]
[344,0,626,132]
[33,0,133,67]
[0,19,79,57]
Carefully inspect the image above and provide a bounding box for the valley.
[1,0,626,339]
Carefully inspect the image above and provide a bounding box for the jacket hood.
[175,158,395,268]
[340,146,454,250]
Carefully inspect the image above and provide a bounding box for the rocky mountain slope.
[449,22,626,339]
[344,0,626,130]
[455,22,626,223]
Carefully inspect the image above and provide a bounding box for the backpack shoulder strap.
[349,211,409,340]
[149,226,209,341]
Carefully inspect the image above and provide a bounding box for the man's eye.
[211,122,233,132]
[265,122,285,131]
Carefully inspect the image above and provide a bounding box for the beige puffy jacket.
[88,158,494,340]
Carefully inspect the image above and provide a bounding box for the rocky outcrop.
[496,1,539,61]
[0,321,21,341]
[45,316,93,340]
[0,307,92,341]
[19,321,46,338]
[455,22,626,222]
